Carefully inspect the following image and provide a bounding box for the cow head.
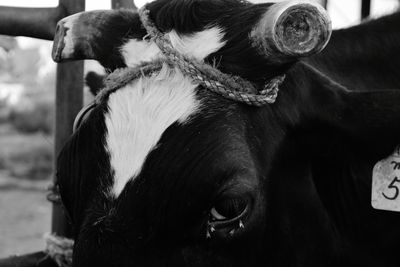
[55,1,332,266]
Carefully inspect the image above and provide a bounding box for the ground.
[0,175,51,258]
[0,124,52,258]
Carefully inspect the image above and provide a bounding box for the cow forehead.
[120,27,226,68]
[105,25,229,197]
[105,65,201,197]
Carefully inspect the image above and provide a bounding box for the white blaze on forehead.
[120,27,226,67]
[105,64,201,196]
[167,27,226,60]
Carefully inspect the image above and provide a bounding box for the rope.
[44,233,74,267]
[96,59,167,103]
[138,7,285,107]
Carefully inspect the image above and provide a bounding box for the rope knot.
[45,233,74,267]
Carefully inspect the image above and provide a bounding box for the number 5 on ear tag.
[372,146,400,212]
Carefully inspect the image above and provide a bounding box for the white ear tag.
[372,147,400,212]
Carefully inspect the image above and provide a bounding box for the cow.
[52,0,400,266]
[308,10,400,90]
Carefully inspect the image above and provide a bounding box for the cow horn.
[251,0,332,63]
[52,9,136,66]
[52,10,107,62]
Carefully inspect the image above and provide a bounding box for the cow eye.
[210,196,248,222]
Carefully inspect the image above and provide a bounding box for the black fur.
[85,71,105,96]
[80,10,146,71]
[57,1,400,266]
[147,0,289,83]
[308,11,400,90]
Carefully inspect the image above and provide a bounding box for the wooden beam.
[0,6,67,40]
[0,251,58,267]
[52,0,85,238]
[361,0,371,19]
[112,0,137,10]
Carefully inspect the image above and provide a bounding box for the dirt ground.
[0,175,51,258]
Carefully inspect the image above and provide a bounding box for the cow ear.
[52,9,142,70]
[251,0,331,64]
[85,71,105,96]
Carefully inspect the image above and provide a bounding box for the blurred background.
[0,0,398,258]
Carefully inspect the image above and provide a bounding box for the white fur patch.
[120,27,226,67]
[105,64,201,196]
[121,39,161,67]
[167,27,226,60]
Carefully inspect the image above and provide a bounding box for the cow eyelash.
[206,196,249,239]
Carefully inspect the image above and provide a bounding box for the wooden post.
[0,0,85,241]
[112,0,137,10]
[52,0,85,238]
[361,0,371,19]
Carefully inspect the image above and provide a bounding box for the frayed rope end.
[44,233,74,267]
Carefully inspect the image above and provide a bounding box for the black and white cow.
[53,0,400,266]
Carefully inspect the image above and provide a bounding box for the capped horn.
[251,0,332,63]
[52,9,138,69]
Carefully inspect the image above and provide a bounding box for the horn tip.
[252,1,332,62]
[275,2,332,56]
[52,21,66,62]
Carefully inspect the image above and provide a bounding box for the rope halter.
[137,7,285,107]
